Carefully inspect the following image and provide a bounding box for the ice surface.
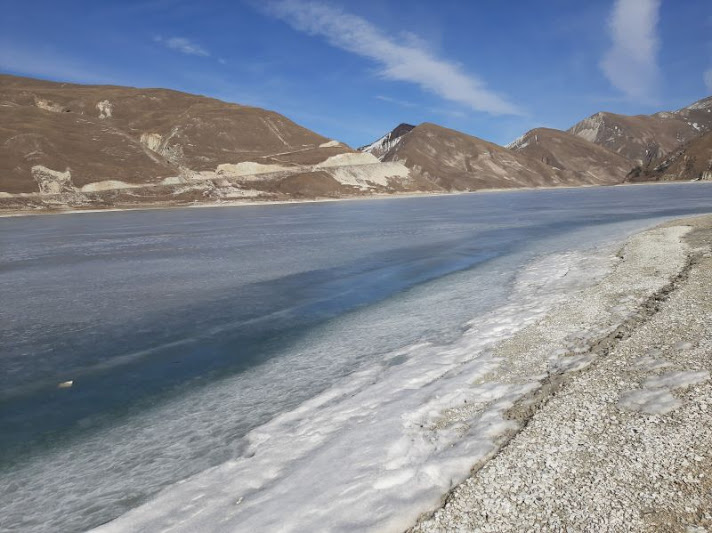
[673,341,694,351]
[644,371,709,390]
[549,354,596,374]
[93,249,614,533]
[3,183,712,532]
[618,369,709,416]
[618,388,682,415]
[632,356,672,371]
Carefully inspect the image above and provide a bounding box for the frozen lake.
[2,183,712,531]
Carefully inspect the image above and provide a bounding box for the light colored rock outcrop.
[96,100,113,119]
[80,180,140,192]
[34,98,64,113]
[31,165,74,195]
[216,162,292,177]
[315,152,380,168]
[327,161,410,189]
[319,140,343,148]
[140,133,163,152]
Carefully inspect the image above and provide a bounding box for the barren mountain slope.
[380,123,606,191]
[627,131,712,183]
[0,75,424,210]
[0,74,351,192]
[568,96,712,165]
[507,127,633,185]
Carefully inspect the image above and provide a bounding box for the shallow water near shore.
[2,183,712,531]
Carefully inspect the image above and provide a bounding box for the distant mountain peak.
[505,129,546,151]
[358,123,415,160]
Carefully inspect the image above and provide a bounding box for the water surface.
[1,183,712,531]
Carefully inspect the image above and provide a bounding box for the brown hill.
[4,73,709,212]
[0,74,425,210]
[380,123,604,191]
[0,74,351,192]
[627,131,712,183]
[507,127,632,185]
[568,96,712,165]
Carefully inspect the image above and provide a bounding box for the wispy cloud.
[263,0,521,116]
[600,0,661,103]
[154,36,210,57]
[705,69,712,92]
[375,95,417,108]
[375,95,466,119]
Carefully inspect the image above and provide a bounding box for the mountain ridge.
[2,73,711,213]
[361,95,712,189]
[567,97,712,164]
[378,122,593,191]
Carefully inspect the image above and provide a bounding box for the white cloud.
[705,69,712,92]
[264,0,521,115]
[154,36,210,57]
[600,0,661,102]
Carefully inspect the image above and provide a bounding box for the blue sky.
[1,0,711,147]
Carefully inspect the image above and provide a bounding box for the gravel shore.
[411,215,712,532]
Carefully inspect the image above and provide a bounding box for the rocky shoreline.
[410,215,712,532]
[1,180,709,219]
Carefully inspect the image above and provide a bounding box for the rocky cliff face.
[627,131,712,183]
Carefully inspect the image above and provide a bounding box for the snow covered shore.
[93,218,709,532]
[413,215,712,532]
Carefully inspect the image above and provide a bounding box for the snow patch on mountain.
[361,133,403,158]
[506,132,538,151]
[505,133,528,150]
[359,124,415,160]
